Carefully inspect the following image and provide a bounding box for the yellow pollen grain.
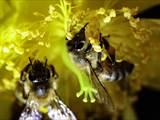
[45,43,51,48]
[6,60,14,67]
[101,52,107,61]
[16,30,29,39]
[122,7,132,19]
[31,32,38,38]
[124,12,131,19]
[14,47,24,55]
[96,8,105,15]
[45,16,53,22]
[26,49,30,52]
[49,5,55,15]
[13,69,20,78]
[40,32,45,38]
[109,9,116,17]
[129,18,140,28]
[92,45,102,52]
[104,16,111,23]
[5,60,15,71]
[39,106,48,113]
[38,41,44,46]
[2,78,15,90]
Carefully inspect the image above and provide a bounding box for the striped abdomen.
[97,60,134,82]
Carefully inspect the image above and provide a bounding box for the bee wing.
[87,60,115,110]
[19,106,42,120]
[48,96,77,120]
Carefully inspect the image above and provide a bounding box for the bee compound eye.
[76,41,85,50]
[29,71,36,81]
[45,69,50,79]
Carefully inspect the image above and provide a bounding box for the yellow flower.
[0,0,160,120]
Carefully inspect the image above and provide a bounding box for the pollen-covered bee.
[16,58,77,120]
[95,34,134,82]
[66,23,134,107]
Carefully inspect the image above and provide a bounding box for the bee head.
[28,58,50,97]
[66,23,88,52]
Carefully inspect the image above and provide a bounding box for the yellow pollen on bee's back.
[39,106,48,113]
[101,52,107,61]
[92,45,102,52]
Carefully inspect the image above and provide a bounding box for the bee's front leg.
[15,64,31,103]
[49,65,59,80]
[95,52,103,72]
[49,65,59,90]
[15,82,27,104]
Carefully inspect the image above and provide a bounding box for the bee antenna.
[28,57,33,67]
[44,57,47,67]
[99,33,102,39]
[80,23,89,32]
[84,22,89,28]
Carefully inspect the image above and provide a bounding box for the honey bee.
[96,34,134,82]
[66,23,134,107]
[16,58,77,120]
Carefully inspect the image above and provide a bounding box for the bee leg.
[11,96,26,120]
[105,45,116,64]
[15,81,27,104]
[79,23,88,33]
[108,46,116,64]
[49,65,59,80]
[101,35,116,64]
[19,64,31,100]
[16,81,28,99]
[101,36,110,50]
[96,52,103,72]
[20,64,31,83]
